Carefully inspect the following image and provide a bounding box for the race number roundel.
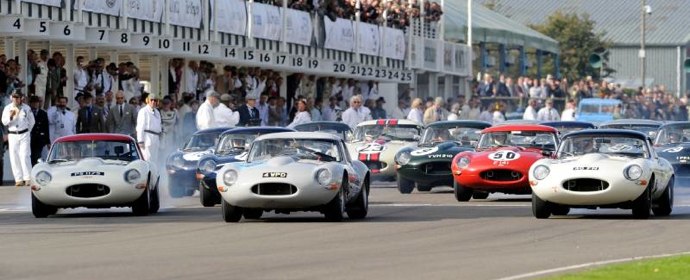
[662,146,683,153]
[488,151,520,161]
[357,143,386,154]
[410,147,438,156]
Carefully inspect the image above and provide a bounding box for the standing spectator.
[106,91,137,136]
[2,91,35,186]
[268,97,283,126]
[476,73,495,97]
[478,104,494,123]
[492,103,507,124]
[391,98,410,120]
[29,96,50,166]
[136,94,162,163]
[407,98,424,124]
[287,99,312,129]
[160,97,178,150]
[341,79,356,107]
[308,98,322,122]
[321,96,341,122]
[496,74,510,97]
[196,91,220,130]
[181,100,200,140]
[561,100,576,121]
[48,96,76,143]
[423,97,449,125]
[447,103,461,121]
[371,97,387,119]
[34,50,49,102]
[523,99,538,120]
[214,93,240,127]
[537,99,560,121]
[342,95,372,130]
[184,60,199,95]
[256,94,270,126]
[460,96,481,120]
[237,94,261,127]
[73,56,89,97]
[76,94,106,133]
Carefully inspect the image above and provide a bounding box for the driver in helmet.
[491,133,509,146]
[667,130,683,144]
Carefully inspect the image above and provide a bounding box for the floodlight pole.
[640,0,646,89]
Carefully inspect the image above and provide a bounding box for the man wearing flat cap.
[29,96,50,166]
[196,90,220,130]
[214,93,239,127]
[2,91,35,186]
[238,94,261,127]
[136,93,163,163]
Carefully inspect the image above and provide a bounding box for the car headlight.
[624,165,643,180]
[456,157,471,169]
[223,170,238,186]
[35,171,52,186]
[200,160,217,174]
[533,165,550,180]
[124,169,141,184]
[169,154,185,169]
[397,151,411,165]
[316,169,332,186]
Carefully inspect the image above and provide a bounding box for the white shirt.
[523,106,537,120]
[493,111,506,124]
[2,103,35,132]
[196,101,216,130]
[342,106,372,130]
[136,105,162,144]
[447,113,459,121]
[47,106,76,143]
[537,107,560,121]
[561,108,576,121]
[73,67,89,91]
[322,105,341,121]
[391,106,410,120]
[287,111,312,129]
[35,60,48,84]
[214,103,239,127]
[184,66,198,94]
[406,108,423,125]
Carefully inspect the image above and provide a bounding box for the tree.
[529,11,614,81]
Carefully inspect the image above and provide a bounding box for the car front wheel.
[32,193,57,218]
[324,182,346,222]
[453,180,473,202]
[397,174,415,194]
[222,199,243,223]
[347,180,369,220]
[199,182,219,207]
[532,193,551,219]
[132,189,151,216]
[149,181,160,214]
[653,177,673,217]
[632,182,652,219]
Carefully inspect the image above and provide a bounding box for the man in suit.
[29,96,50,166]
[106,91,137,136]
[76,93,106,133]
[237,94,261,127]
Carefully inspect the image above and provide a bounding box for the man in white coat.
[196,90,220,130]
[48,96,77,143]
[214,94,240,127]
[536,99,560,121]
[2,91,36,186]
[522,99,538,120]
[136,93,162,164]
[341,95,372,130]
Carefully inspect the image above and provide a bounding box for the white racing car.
[215,132,370,222]
[529,129,674,219]
[30,134,161,217]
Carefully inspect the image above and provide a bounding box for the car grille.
[362,161,387,173]
[251,183,298,195]
[65,184,111,198]
[480,169,523,181]
[423,161,452,175]
[562,179,609,192]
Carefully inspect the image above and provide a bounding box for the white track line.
[496,251,690,280]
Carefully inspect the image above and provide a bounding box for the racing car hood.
[224,156,338,179]
[458,146,546,167]
[402,142,473,162]
[655,143,690,164]
[32,158,150,181]
[181,149,214,161]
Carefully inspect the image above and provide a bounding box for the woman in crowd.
[406,98,424,124]
[287,99,311,129]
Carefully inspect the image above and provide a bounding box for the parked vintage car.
[576,98,622,124]
[654,121,690,185]
[30,134,161,217]
[196,127,294,207]
[216,132,370,222]
[451,125,558,201]
[395,121,491,193]
[530,129,674,219]
[541,121,596,137]
[347,119,422,180]
[165,127,230,198]
[294,121,352,140]
[598,119,662,138]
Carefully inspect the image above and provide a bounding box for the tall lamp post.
[640,0,650,89]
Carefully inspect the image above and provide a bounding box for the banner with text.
[285,9,312,46]
[82,0,122,16]
[357,22,380,56]
[22,0,61,7]
[323,18,354,52]
[380,27,406,60]
[251,3,281,41]
[210,0,246,36]
[168,0,202,28]
[126,0,163,22]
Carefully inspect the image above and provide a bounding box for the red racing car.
[451,125,558,201]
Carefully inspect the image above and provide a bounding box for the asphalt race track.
[2,182,690,280]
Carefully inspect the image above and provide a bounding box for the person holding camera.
[2,91,35,187]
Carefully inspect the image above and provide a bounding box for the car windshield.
[353,124,419,142]
[420,126,483,146]
[559,135,649,158]
[601,124,660,138]
[183,132,221,152]
[48,140,140,162]
[216,133,260,155]
[248,138,342,162]
[655,125,690,145]
[478,131,557,150]
[553,126,590,135]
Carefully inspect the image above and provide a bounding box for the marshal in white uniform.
[136,96,162,164]
[47,105,77,143]
[2,93,36,186]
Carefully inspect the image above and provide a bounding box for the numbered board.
[0,16,24,34]
[130,34,173,52]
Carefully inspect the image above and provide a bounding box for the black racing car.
[541,121,596,137]
[395,120,491,193]
[294,121,352,140]
[598,119,662,138]
[196,127,294,207]
[655,121,690,185]
[166,127,231,198]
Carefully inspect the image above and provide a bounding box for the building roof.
[444,1,559,53]
[478,0,690,46]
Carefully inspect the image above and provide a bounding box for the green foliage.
[530,11,614,81]
[543,255,690,280]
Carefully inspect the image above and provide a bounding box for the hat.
[246,94,258,100]
[11,90,23,98]
[147,92,162,100]
[220,93,232,102]
[205,90,220,99]
[376,97,386,103]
